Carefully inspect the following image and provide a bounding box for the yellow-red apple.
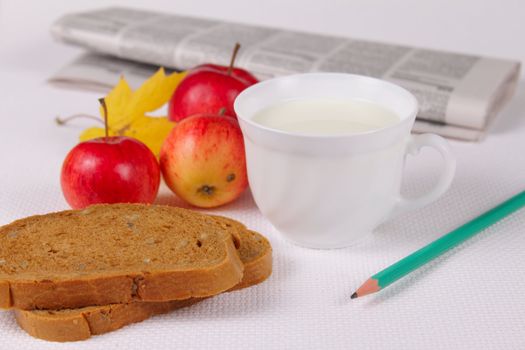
[160,114,248,208]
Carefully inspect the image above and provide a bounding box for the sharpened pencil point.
[352,278,380,299]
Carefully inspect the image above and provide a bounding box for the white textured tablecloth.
[2,2,525,348]
[1,71,524,350]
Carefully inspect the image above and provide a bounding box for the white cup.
[234,73,456,249]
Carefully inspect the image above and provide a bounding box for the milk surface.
[252,98,400,135]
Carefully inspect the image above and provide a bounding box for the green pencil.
[351,190,525,299]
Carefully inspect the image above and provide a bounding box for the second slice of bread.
[0,204,244,310]
[15,230,272,342]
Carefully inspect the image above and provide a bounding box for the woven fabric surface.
[0,70,524,349]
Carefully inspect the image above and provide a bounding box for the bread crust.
[15,299,202,342]
[15,230,272,342]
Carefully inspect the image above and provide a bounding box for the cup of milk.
[234,73,456,249]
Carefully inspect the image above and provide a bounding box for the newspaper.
[49,7,521,141]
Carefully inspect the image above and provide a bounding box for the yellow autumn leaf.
[129,115,176,156]
[80,68,185,156]
[80,116,175,157]
[98,77,133,130]
[126,68,187,121]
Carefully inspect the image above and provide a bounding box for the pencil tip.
[350,292,358,299]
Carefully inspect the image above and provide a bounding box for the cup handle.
[389,133,456,219]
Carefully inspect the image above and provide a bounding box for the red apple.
[160,114,248,208]
[197,63,259,85]
[61,136,160,209]
[168,43,258,122]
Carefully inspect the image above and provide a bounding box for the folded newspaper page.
[49,7,521,141]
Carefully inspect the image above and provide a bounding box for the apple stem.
[98,98,109,140]
[227,42,241,76]
[218,107,227,116]
[55,114,105,126]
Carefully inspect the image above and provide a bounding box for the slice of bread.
[15,230,272,342]
[0,204,245,310]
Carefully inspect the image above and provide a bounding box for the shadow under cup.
[233,73,421,249]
